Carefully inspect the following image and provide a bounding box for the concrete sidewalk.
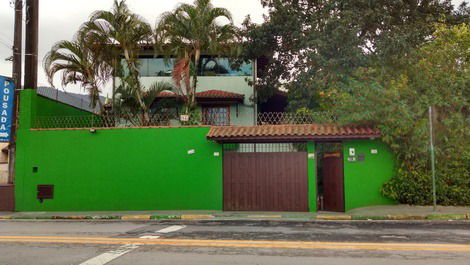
[1,205,470,221]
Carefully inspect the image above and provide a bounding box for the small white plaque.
[187,149,195,155]
[348,157,356,162]
[349,148,355,156]
[180,115,189,121]
[214,152,220,157]
[371,149,378,154]
[308,153,315,159]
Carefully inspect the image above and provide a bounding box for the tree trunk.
[191,48,201,111]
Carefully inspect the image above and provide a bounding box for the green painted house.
[12,89,396,213]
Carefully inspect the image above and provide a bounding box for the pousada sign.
[0,76,15,142]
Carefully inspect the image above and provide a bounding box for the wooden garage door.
[223,152,308,211]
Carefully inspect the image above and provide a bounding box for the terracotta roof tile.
[195,90,244,99]
[156,90,244,101]
[207,124,380,142]
[156,91,177,98]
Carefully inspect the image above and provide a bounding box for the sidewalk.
[1,205,470,221]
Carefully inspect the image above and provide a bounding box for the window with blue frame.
[135,57,252,77]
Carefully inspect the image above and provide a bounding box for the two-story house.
[118,51,257,126]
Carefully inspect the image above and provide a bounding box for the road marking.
[1,236,470,252]
[79,244,139,265]
[140,236,160,239]
[156,225,186,234]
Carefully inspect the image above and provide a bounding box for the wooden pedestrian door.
[322,152,344,212]
[223,143,309,212]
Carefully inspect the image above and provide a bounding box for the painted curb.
[181,215,215,220]
[121,215,151,220]
[426,214,467,220]
[150,215,181,220]
[317,215,352,220]
[387,215,426,220]
[52,216,89,220]
[247,215,283,218]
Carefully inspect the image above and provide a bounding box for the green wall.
[307,142,317,212]
[16,90,396,212]
[343,140,396,211]
[16,90,222,211]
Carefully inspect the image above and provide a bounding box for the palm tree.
[43,37,111,113]
[79,0,153,111]
[114,81,174,126]
[156,0,237,114]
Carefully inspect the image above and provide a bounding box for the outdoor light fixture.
[89,128,97,134]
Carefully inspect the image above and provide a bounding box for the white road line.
[139,235,160,239]
[156,225,186,234]
[79,226,184,264]
[79,244,139,265]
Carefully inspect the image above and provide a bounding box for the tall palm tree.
[43,37,111,113]
[114,81,174,126]
[79,0,153,111]
[156,0,237,113]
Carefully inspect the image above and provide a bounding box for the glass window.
[132,57,252,77]
[200,57,252,76]
[148,58,175,77]
[202,106,230,126]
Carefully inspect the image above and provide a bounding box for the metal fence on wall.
[257,112,336,125]
[32,112,337,129]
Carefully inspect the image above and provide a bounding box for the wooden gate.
[223,149,308,212]
[322,152,344,212]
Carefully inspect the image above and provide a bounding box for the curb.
[1,213,469,221]
[426,214,467,220]
[181,215,214,220]
[388,215,426,220]
[317,215,352,220]
[121,215,151,220]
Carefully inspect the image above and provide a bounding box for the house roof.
[157,91,177,98]
[37,87,105,113]
[156,89,244,103]
[206,124,380,142]
[195,90,244,100]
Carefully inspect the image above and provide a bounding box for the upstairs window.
[133,57,253,77]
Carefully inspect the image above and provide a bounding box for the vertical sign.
[0,76,15,142]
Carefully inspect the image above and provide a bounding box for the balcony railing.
[257,112,336,125]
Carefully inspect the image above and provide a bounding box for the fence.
[257,112,336,125]
[32,112,337,129]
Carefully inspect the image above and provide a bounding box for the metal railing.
[257,112,336,125]
[33,112,187,129]
[32,111,336,129]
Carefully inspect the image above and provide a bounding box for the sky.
[0,0,466,95]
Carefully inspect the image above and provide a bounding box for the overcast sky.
[0,0,466,95]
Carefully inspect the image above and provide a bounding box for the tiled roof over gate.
[206,124,380,142]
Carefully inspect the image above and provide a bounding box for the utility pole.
[429,106,437,211]
[24,0,38,90]
[8,0,23,184]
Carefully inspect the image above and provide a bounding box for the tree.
[79,0,153,112]
[331,24,470,205]
[243,0,468,109]
[114,81,174,126]
[155,0,237,114]
[43,37,111,113]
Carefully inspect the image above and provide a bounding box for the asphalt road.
[1,219,470,265]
